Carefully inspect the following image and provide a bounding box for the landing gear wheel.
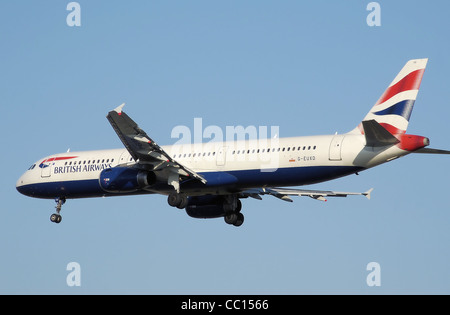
[176,196,188,209]
[224,213,238,225]
[51,197,65,224]
[168,193,181,207]
[233,213,244,227]
[50,213,62,224]
[168,193,188,209]
[223,197,244,227]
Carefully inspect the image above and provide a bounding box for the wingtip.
[114,103,125,115]
[364,188,374,200]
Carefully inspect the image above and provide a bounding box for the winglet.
[114,103,125,115]
[364,188,374,200]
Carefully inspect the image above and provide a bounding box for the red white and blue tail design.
[352,58,428,135]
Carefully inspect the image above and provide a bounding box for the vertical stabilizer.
[350,59,428,135]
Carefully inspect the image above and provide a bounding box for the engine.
[99,167,156,193]
[185,195,241,219]
[185,196,227,219]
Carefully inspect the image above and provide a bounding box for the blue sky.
[1,1,450,294]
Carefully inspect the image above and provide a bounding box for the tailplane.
[350,58,428,135]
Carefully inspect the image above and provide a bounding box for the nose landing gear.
[50,197,65,224]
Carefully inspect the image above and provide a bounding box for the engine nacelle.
[185,195,231,219]
[99,167,156,193]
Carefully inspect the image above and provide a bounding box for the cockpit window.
[28,164,36,170]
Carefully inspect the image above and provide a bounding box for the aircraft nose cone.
[16,184,25,195]
[16,176,32,197]
[424,137,430,147]
[16,178,26,195]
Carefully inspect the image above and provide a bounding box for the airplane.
[16,58,450,227]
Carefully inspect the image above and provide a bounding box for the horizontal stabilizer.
[362,120,400,147]
[413,148,450,155]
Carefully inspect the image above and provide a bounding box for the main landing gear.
[167,192,189,209]
[50,197,65,224]
[224,199,244,227]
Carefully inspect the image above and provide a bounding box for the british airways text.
[54,163,112,174]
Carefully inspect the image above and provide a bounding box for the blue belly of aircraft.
[16,165,364,199]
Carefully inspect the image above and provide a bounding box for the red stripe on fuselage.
[41,156,79,164]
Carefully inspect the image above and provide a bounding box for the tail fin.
[350,58,428,135]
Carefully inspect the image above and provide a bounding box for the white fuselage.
[16,133,409,199]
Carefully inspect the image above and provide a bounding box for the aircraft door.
[41,158,54,178]
[119,150,130,164]
[329,135,345,161]
[216,146,227,166]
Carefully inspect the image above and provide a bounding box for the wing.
[106,104,206,191]
[241,187,373,202]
